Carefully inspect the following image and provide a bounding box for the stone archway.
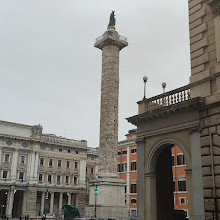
[145,137,192,220]
[136,131,205,220]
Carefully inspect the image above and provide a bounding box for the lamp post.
[143,76,148,99]
[162,82,166,93]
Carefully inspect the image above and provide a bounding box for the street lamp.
[143,76,148,99]
[162,82,166,93]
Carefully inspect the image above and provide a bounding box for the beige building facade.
[0,120,98,218]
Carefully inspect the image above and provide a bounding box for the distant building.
[0,120,98,218]
[118,129,137,218]
[172,146,188,216]
[118,130,188,218]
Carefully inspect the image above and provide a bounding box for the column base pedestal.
[84,176,129,219]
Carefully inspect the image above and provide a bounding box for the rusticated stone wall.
[99,45,120,175]
[200,105,220,219]
[189,0,220,97]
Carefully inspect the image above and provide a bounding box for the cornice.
[207,0,220,16]
[127,97,205,126]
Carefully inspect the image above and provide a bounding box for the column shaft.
[99,45,120,175]
[40,191,45,215]
[11,149,18,180]
[68,193,71,205]
[59,192,63,215]
[6,189,14,217]
[50,192,54,214]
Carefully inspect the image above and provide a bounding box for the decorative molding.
[207,0,220,16]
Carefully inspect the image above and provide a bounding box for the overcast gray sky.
[0,0,190,147]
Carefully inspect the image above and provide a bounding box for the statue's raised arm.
[108,11,116,27]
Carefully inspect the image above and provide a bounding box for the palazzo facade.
[0,120,98,218]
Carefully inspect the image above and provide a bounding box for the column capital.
[136,137,145,144]
[207,0,220,16]
[188,126,201,134]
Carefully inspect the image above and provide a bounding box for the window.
[65,176,69,184]
[2,170,8,179]
[173,180,176,192]
[117,164,121,172]
[67,149,71,153]
[57,160,62,168]
[48,174,52,183]
[20,155,26,164]
[39,173,43,182]
[57,175,61,184]
[74,176,78,185]
[86,167,88,173]
[178,180,186,191]
[180,197,186,205]
[177,154,185,166]
[118,151,121,155]
[59,148,62,152]
[91,156,95,161]
[18,171,24,180]
[39,158,44,166]
[66,161,70,169]
[131,210,137,217]
[74,161,78,169]
[131,183,137,193]
[49,159,53,167]
[125,186,127,193]
[131,161,137,171]
[50,147,54,151]
[122,150,127,155]
[4,154,10,163]
[122,163,127,172]
[131,198,137,204]
[131,148,137,154]
[91,167,94,174]
[172,155,174,166]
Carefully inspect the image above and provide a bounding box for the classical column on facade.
[144,173,157,220]
[11,149,18,181]
[85,12,129,219]
[58,192,63,216]
[33,151,39,181]
[6,188,15,218]
[68,193,71,205]
[0,146,2,165]
[40,191,45,215]
[136,139,145,220]
[49,192,54,215]
[185,169,193,220]
[22,190,27,216]
[190,130,205,220]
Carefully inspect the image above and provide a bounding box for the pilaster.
[59,192,63,216]
[11,149,18,181]
[49,192,54,214]
[41,191,45,215]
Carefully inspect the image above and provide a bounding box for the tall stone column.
[85,13,129,219]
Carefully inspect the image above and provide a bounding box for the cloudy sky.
[0,0,191,147]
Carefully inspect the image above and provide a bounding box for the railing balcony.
[140,84,191,113]
[95,31,128,45]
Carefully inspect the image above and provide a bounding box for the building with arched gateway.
[127,0,220,219]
